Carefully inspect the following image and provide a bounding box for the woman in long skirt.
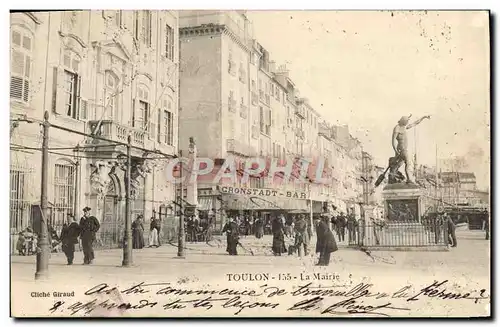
[149,217,160,248]
[132,216,145,249]
[271,217,286,256]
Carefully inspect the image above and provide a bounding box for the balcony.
[295,107,305,119]
[87,120,145,147]
[240,104,248,119]
[226,138,257,157]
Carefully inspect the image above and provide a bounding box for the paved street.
[11,230,490,282]
[11,230,490,318]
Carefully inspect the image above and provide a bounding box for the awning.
[197,197,213,211]
[222,194,309,211]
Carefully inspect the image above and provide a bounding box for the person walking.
[79,207,100,265]
[222,217,239,255]
[445,213,457,247]
[254,216,264,239]
[294,214,309,257]
[271,216,286,256]
[148,217,160,248]
[132,215,145,249]
[336,212,346,242]
[60,214,81,265]
[347,209,357,244]
[315,214,338,266]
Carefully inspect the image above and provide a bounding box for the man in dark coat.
[79,207,100,264]
[347,210,357,243]
[336,212,346,242]
[222,217,239,255]
[60,214,80,265]
[445,213,457,247]
[271,216,286,256]
[315,215,338,266]
[294,214,309,257]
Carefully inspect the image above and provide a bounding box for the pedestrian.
[222,217,239,255]
[315,214,338,266]
[336,212,346,242]
[254,216,264,239]
[347,209,357,243]
[149,217,160,247]
[132,215,145,249]
[445,213,457,247]
[294,214,309,257]
[79,207,100,265]
[271,216,286,256]
[60,214,80,265]
[482,211,489,240]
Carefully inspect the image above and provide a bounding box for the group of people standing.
[131,215,162,249]
[59,206,100,265]
[270,213,338,266]
[330,210,359,243]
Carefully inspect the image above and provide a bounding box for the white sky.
[246,10,490,189]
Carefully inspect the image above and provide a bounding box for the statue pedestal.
[382,183,422,223]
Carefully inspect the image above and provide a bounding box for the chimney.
[269,61,276,73]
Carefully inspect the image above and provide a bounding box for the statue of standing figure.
[389,114,431,184]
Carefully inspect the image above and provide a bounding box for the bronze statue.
[374,115,430,187]
[391,115,430,184]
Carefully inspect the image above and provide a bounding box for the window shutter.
[76,75,82,119]
[149,108,156,140]
[132,98,137,127]
[145,104,150,131]
[157,109,162,142]
[51,67,58,113]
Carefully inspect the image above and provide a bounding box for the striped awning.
[197,197,213,211]
[223,194,309,211]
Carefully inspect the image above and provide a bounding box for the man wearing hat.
[79,207,100,264]
[392,114,430,183]
[315,214,338,266]
[60,214,81,265]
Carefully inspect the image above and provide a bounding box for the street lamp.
[121,135,133,267]
[35,111,50,280]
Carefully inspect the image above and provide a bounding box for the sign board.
[217,185,307,200]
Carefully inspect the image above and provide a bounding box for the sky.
[246,10,490,189]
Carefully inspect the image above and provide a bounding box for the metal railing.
[342,220,449,248]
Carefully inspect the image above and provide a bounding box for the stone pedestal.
[382,183,422,223]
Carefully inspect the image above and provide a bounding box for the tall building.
[179,10,370,226]
[10,10,179,249]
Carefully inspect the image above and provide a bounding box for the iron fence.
[348,220,450,248]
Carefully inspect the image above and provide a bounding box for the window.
[115,10,123,27]
[134,85,149,129]
[10,168,30,232]
[165,24,174,60]
[133,11,140,40]
[164,110,173,145]
[259,106,265,133]
[104,71,119,120]
[54,162,75,227]
[160,97,174,145]
[63,71,78,118]
[142,11,152,46]
[10,29,32,102]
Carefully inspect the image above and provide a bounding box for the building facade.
[179,10,371,226]
[10,10,180,248]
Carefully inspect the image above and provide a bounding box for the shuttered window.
[165,24,174,60]
[10,29,32,103]
[161,97,174,145]
[134,85,149,130]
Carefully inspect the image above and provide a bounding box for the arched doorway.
[100,177,121,248]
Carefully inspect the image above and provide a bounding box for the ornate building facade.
[10,11,179,248]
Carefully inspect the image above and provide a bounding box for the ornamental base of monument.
[358,183,448,251]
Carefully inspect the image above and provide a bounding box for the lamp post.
[177,150,185,258]
[122,135,133,267]
[35,111,50,280]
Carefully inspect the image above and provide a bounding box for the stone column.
[186,137,198,208]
